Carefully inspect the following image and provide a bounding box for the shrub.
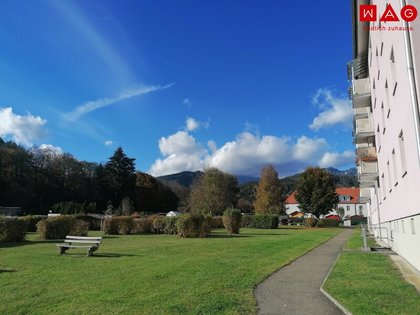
[222,208,242,234]
[37,216,89,239]
[176,214,211,238]
[132,217,152,234]
[252,214,279,229]
[19,215,46,232]
[0,217,28,242]
[75,215,102,231]
[103,216,134,235]
[211,216,224,228]
[320,218,339,227]
[164,217,178,234]
[306,217,318,227]
[351,215,366,226]
[241,215,254,228]
[151,216,166,234]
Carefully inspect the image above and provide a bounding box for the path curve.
[255,229,352,315]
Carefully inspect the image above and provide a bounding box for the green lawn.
[324,228,420,315]
[1,227,339,315]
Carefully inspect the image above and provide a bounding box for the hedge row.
[241,214,279,229]
[19,215,46,232]
[104,215,211,238]
[37,216,89,239]
[305,218,340,227]
[0,217,28,242]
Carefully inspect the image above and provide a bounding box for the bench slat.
[65,236,102,240]
[64,240,101,244]
[57,244,95,249]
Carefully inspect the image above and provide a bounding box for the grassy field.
[0,227,339,315]
[324,228,420,315]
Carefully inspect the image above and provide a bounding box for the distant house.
[0,207,21,216]
[284,188,368,218]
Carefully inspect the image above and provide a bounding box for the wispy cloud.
[185,117,210,132]
[63,83,174,121]
[105,140,114,146]
[182,98,192,107]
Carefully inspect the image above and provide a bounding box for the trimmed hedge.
[75,215,102,231]
[222,208,242,234]
[306,217,318,227]
[19,215,46,232]
[164,217,178,235]
[252,214,279,229]
[151,216,166,234]
[176,214,211,238]
[241,215,254,228]
[319,218,339,227]
[131,217,152,234]
[103,216,134,235]
[37,216,89,239]
[0,217,28,242]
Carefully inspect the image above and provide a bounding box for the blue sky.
[0,0,355,177]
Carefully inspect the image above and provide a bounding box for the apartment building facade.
[350,0,420,271]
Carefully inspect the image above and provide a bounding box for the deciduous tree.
[253,165,285,214]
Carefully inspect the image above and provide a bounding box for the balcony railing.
[348,55,371,108]
[359,188,371,203]
[355,116,374,134]
[356,146,377,165]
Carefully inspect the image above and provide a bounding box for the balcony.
[358,160,379,182]
[354,116,375,144]
[359,188,371,203]
[356,146,377,165]
[348,55,371,109]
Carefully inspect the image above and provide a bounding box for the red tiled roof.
[285,187,360,204]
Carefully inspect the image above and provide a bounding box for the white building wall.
[365,0,420,271]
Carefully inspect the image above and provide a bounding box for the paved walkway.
[255,229,352,315]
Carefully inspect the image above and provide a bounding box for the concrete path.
[255,229,352,315]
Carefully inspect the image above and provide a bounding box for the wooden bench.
[56,236,102,256]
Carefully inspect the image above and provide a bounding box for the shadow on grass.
[59,252,139,258]
[208,234,251,239]
[0,268,17,273]
[0,239,58,248]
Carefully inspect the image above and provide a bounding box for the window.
[402,220,405,234]
[390,47,395,63]
[392,149,398,186]
[346,206,350,211]
[396,221,399,233]
[411,218,415,235]
[387,161,392,193]
[380,42,384,56]
[393,82,398,96]
[359,206,363,215]
[399,130,407,177]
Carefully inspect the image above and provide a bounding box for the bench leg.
[58,247,68,255]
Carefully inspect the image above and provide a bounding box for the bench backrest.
[65,236,102,245]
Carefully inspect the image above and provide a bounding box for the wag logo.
[360,4,417,22]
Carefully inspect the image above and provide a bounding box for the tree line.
[1,137,339,217]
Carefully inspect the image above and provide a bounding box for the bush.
[131,217,152,234]
[75,215,102,231]
[19,215,46,232]
[252,214,279,229]
[241,215,254,228]
[211,216,224,228]
[222,208,242,234]
[351,215,366,226]
[37,216,89,239]
[176,214,211,238]
[320,218,339,227]
[151,216,166,234]
[306,217,318,227]
[0,217,28,242]
[164,217,178,234]
[103,216,134,235]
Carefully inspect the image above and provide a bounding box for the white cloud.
[64,83,174,121]
[319,150,355,168]
[149,129,353,177]
[309,88,353,131]
[186,117,200,131]
[185,117,209,132]
[105,140,114,146]
[0,107,47,146]
[182,98,191,107]
[149,131,207,176]
[38,144,63,155]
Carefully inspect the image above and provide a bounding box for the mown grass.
[324,228,420,315]
[0,227,339,315]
